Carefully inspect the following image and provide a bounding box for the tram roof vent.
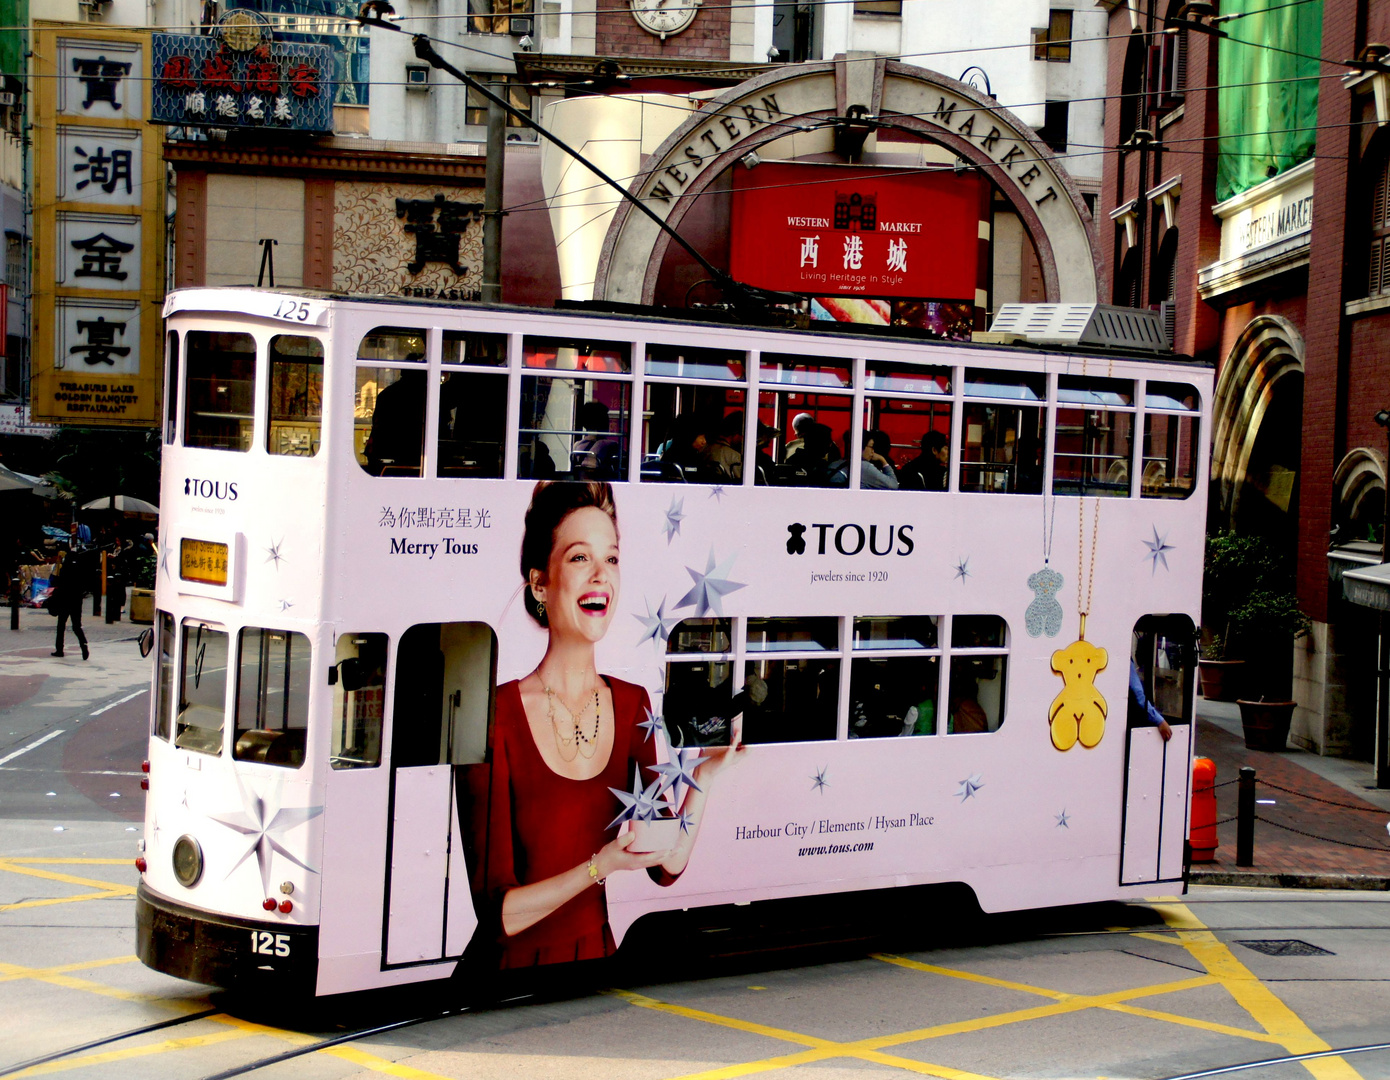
[985,304,1172,353]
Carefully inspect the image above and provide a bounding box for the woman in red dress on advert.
[480,481,742,968]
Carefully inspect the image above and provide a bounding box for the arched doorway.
[1209,315,1305,546]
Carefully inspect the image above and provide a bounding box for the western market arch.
[592,56,1102,307]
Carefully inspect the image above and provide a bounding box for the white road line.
[0,730,65,767]
[90,689,148,716]
[0,767,143,775]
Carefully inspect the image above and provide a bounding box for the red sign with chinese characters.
[729,163,985,300]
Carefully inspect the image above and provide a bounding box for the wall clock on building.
[630,0,701,40]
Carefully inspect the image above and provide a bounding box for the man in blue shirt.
[1129,660,1173,741]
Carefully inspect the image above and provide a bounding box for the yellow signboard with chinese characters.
[180,538,230,586]
[30,23,164,426]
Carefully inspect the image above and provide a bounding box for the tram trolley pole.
[1236,766,1256,867]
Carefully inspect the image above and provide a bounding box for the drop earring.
[536,599,546,618]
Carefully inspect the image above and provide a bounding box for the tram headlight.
[172,835,204,888]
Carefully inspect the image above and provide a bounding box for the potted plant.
[128,550,157,625]
[1197,632,1244,702]
[1203,531,1311,749]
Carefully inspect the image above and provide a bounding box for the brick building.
[1098,0,1390,762]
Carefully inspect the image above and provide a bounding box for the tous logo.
[787,523,914,556]
[184,478,238,501]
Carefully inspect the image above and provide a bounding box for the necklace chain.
[544,681,601,761]
[1076,497,1100,621]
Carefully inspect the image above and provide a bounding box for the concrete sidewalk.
[1191,698,1390,889]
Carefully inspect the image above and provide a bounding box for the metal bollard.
[1236,766,1256,867]
[9,575,19,631]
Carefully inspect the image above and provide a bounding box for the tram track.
[0,1008,220,1079]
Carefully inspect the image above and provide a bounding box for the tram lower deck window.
[849,616,941,738]
[331,633,387,769]
[176,621,228,756]
[154,611,175,741]
[234,628,311,768]
[743,617,841,743]
[947,615,1008,733]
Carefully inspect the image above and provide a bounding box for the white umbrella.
[81,495,159,514]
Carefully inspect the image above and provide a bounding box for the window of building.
[1370,152,1390,297]
[176,621,228,756]
[5,231,24,292]
[849,616,941,738]
[756,354,855,487]
[946,615,1008,733]
[465,74,532,129]
[958,369,1046,494]
[642,344,748,484]
[184,331,256,453]
[1053,376,1136,497]
[854,0,901,14]
[743,617,841,744]
[356,327,428,477]
[1034,9,1072,62]
[267,335,324,457]
[469,0,533,34]
[154,611,175,741]
[331,632,388,769]
[665,618,737,747]
[1141,382,1199,499]
[440,331,508,479]
[234,628,311,768]
[519,336,631,481]
[1147,29,1186,115]
[1119,33,1145,146]
[1039,100,1070,153]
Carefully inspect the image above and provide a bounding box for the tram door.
[1119,618,1195,886]
[384,622,496,965]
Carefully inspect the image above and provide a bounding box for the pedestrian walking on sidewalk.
[49,545,94,660]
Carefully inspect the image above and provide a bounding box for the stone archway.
[1210,315,1305,530]
[593,56,1100,305]
[1333,447,1386,539]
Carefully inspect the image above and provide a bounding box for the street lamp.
[1374,409,1390,787]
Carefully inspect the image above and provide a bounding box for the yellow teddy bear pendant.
[1048,622,1108,751]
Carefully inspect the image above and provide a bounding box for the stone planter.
[128,587,155,625]
[1236,699,1295,751]
[1198,659,1245,701]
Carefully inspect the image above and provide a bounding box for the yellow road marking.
[5,1029,252,1079]
[324,1045,461,1080]
[875,953,1280,1045]
[0,955,135,984]
[1156,902,1362,1080]
[0,861,135,893]
[3,859,133,866]
[0,890,131,914]
[1130,931,1184,945]
[0,960,180,1006]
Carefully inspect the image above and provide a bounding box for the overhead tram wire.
[0,1008,221,1079]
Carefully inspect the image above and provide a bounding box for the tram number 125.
[249,931,291,957]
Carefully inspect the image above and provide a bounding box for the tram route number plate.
[249,930,291,957]
[180,538,229,586]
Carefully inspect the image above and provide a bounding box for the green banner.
[1217,0,1323,202]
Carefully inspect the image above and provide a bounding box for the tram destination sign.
[180,538,230,586]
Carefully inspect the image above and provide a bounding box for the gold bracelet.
[588,854,605,886]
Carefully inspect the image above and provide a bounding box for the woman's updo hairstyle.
[520,481,618,627]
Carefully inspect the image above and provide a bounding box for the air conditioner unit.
[0,93,16,107]
[987,303,1171,353]
[509,16,533,35]
[405,65,429,89]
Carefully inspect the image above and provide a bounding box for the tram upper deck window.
[519,336,632,481]
[1141,383,1199,500]
[642,345,748,484]
[440,332,508,479]
[234,627,311,768]
[356,327,427,477]
[743,617,840,744]
[267,335,323,457]
[959,370,1045,494]
[664,618,735,747]
[164,331,179,445]
[756,358,854,488]
[850,616,941,738]
[183,331,255,452]
[153,611,175,741]
[947,615,1008,734]
[1053,376,1136,497]
[175,621,228,756]
[331,632,387,769]
[865,362,953,491]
